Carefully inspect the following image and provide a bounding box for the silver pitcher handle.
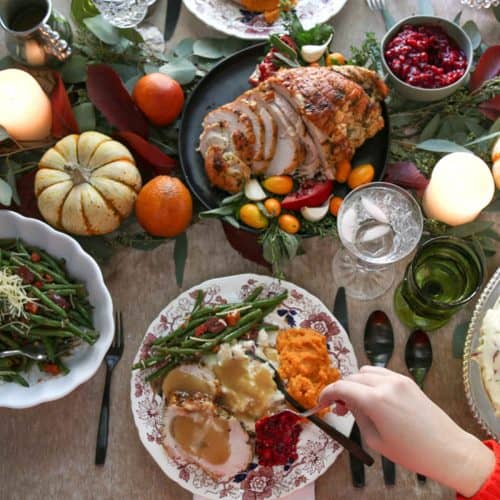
[38,22,71,62]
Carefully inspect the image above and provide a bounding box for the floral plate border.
[130,273,358,499]
[182,0,349,40]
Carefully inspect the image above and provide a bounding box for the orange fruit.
[132,73,184,127]
[278,214,300,234]
[263,198,281,217]
[347,164,375,189]
[239,203,269,229]
[135,176,192,237]
[329,196,343,216]
[262,176,294,195]
[326,52,346,66]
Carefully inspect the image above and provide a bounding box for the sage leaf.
[0,177,12,206]
[0,126,9,143]
[200,205,235,217]
[453,11,462,25]
[174,38,194,57]
[481,228,500,242]
[174,232,188,287]
[61,55,88,83]
[419,114,441,142]
[465,131,500,147]
[447,220,493,237]
[452,321,468,359]
[464,118,486,138]
[417,0,434,15]
[222,215,240,229]
[221,192,244,206]
[281,231,299,259]
[193,39,225,59]
[462,20,481,50]
[73,102,96,131]
[416,139,470,154]
[84,15,121,45]
[159,58,197,85]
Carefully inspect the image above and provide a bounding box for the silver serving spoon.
[0,345,48,361]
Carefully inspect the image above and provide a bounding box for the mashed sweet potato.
[276,328,340,409]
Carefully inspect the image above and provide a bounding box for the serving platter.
[131,273,357,499]
[182,0,349,40]
[179,43,390,214]
[464,267,500,439]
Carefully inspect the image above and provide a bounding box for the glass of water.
[94,0,157,28]
[333,182,423,300]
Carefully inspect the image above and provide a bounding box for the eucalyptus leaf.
[221,38,248,56]
[462,20,481,50]
[61,55,88,83]
[174,38,194,57]
[0,177,12,206]
[83,15,121,45]
[447,220,493,238]
[416,139,470,154]
[417,0,434,15]
[174,232,188,287]
[117,27,144,44]
[465,131,500,147]
[0,126,9,143]
[144,64,160,75]
[159,58,197,85]
[193,39,225,59]
[110,63,141,82]
[125,74,142,94]
[452,321,468,359]
[419,114,441,142]
[73,102,96,131]
[453,11,462,25]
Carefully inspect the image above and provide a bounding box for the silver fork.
[366,0,386,9]
[365,0,395,30]
[95,311,124,466]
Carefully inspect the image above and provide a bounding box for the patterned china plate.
[182,0,349,40]
[464,267,500,440]
[131,273,357,499]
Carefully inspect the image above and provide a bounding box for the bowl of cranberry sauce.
[381,16,473,102]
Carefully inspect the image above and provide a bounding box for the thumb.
[318,379,373,414]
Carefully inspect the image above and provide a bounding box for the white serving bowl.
[0,211,114,409]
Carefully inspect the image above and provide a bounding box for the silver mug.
[0,0,72,67]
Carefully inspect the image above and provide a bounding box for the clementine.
[132,73,184,127]
[135,176,193,237]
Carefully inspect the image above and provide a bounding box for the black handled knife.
[333,287,366,488]
[164,0,182,41]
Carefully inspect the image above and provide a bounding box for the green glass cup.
[394,236,485,331]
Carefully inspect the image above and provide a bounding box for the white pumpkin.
[35,132,142,236]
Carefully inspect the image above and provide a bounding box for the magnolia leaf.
[0,177,12,206]
[71,0,99,24]
[76,236,115,263]
[494,5,500,22]
[221,38,248,56]
[419,114,441,142]
[174,232,188,287]
[453,11,462,25]
[464,117,486,138]
[416,139,470,154]
[61,55,88,83]
[417,0,434,15]
[0,56,14,70]
[481,228,500,242]
[447,220,493,238]
[174,38,194,57]
[84,15,121,45]
[0,126,9,143]
[453,132,469,145]
[193,38,225,59]
[452,321,468,359]
[465,131,500,146]
[125,75,142,94]
[462,20,481,50]
[73,102,96,131]
[159,58,197,85]
[6,159,20,206]
[110,63,141,82]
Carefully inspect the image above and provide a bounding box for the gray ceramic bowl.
[381,16,473,102]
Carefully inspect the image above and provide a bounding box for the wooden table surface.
[1,1,499,499]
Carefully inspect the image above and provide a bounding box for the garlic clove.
[300,196,332,222]
[300,35,333,63]
[244,178,267,201]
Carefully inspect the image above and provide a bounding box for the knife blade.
[164,0,182,41]
[333,287,366,488]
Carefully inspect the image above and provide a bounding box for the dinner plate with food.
[0,210,114,408]
[464,267,500,439]
[131,274,357,499]
[182,0,348,40]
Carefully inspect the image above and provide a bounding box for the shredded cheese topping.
[0,268,34,320]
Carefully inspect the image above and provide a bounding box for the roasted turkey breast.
[199,65,388,193]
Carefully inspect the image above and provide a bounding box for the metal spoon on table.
[405,330,433,484]
[364,310,396,485]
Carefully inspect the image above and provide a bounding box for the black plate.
[179,43,390,211]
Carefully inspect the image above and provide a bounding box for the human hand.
[319,366,494,497]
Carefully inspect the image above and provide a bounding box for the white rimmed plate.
[0,211,114,409]
[131,273,357,499]
[464,267,500,439]
[182,0,348,40]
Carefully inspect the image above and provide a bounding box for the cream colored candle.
[423,152,495,226]
[0,69,52,141]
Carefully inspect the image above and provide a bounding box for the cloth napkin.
[194,481,315,500]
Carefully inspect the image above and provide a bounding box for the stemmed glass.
[333,182,424,300]
[93,0,157,28]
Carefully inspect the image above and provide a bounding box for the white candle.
[423,152,495,226]
[0,69,52,141]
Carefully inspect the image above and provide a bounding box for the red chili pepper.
[30,252,41,262]
[43,273,54,283]
[42,363,60,375]
[24,302,39,314]
[194,324,208,337]
[34,280,44,289]
[225,311,240,326]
